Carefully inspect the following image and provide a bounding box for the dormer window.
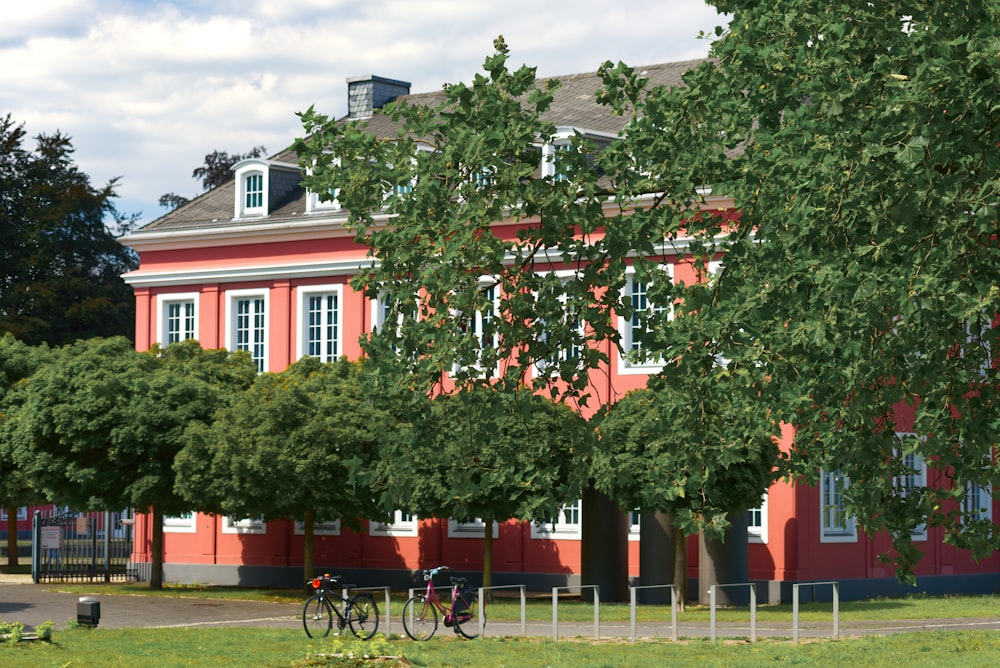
[540,127,616,182]
[232,157,300,219]
[244,172,264,213]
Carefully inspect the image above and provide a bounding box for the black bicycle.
[302,573,380,639]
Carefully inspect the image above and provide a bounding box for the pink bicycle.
[401,565,483,640]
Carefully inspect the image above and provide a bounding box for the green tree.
[365,384,592,589]
[4,337,256,587]
[593,313,777,608]
[0,335,50,566]
[174,357,386,581]
[0,115,138,346]
[600,2,1000,580]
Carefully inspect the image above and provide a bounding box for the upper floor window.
[448,517,500,539]
[619,264,674,374]
[453,280,499,379]
[227,289,268,372]
[533,272,586,380]
[244,172,264,213]
[820,468,857,542]
[158,293,198,345]
[962,481,993,523]
[297,285,341,362]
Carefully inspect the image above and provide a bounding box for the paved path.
[3,577,999,640]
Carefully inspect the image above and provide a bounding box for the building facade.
[120,62,999,599]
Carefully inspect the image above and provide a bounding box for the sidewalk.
[3,579,999,640]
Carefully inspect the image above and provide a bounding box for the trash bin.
[77,597,100,627]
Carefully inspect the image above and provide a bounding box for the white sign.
[41,526,61,549]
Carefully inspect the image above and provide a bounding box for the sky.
[1,0,729,227]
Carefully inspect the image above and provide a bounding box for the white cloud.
[1,0,728,224]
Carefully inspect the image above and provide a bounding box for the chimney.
[347,75,411,119]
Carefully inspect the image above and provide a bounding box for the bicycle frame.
[310,575,351,625]
[418,567,465,624]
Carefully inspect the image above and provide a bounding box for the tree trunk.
[674,529,688,612]
[5,507,18,567]
[150,505,164,589]
[639,510,674,604]
[698,511,749,606]
[482,517,493,598]
[580,486,628,602]
[303,510,315,582]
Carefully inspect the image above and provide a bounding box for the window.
[306,158,342,212]
[962,481,993,523]
[158,293,198,345]
[820,469,857,542]
[628,508,641,542]
[894,434,927,541]
[619,265,673,374]
[222,516,266,535]
[370,511,418,537]
[533,273,586,379]
[227,290,268,372]
[163,513,196,534]
[297,286,341,362]
[244,172,264,213]
[453,280,499,378]
[0,507,27,521]
[963,313,995,376]
[448,517,500,539]
[294,519,341,536]
[531,500,582,539]
[747,492,768,544]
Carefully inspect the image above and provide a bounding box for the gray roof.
[136,59,704,235]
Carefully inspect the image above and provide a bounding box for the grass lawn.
[3,627,1000,667]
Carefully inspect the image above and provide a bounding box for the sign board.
[41,526,61,549]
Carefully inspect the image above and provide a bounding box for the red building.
[120,62,998,600]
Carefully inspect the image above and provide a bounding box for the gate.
[31,508,138,583]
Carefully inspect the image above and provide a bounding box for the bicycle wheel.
[302,594,333,638]
[401,594,437,641]
[453,590,483,639]
[347,593,380,640]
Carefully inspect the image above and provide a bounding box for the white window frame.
[226,289,269,373]
[305,158,342,213]
[532,271,586,380]
[628,508,641,542]
[618,264,674,375]
[531,500,582,540]
[222,516,266,535]
[962,481,993,523]
[296,284,342,362]
[448,517,500,539]
[157,292,199,346]
[238,169,266,217]
[163,512,197,534]
[369,511,418,537]
[294,519,341,536]
[747,492,769,544]
[452,278,500,379]
[820,469,857,543]
[894,433,928,541]
[0,507,27,521]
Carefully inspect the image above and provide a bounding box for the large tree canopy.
[0,115,138,346]
[4,337,257,587]
[600,1,1000,579]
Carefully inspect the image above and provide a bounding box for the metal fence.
[31,508,138,583]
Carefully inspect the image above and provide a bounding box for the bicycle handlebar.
[422,565,452,580]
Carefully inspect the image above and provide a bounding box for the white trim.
[225,288,269,372]
[294,519,341,536]
[237,168,267,217]
[370,511,418,537]
[747,492,769,544]
[156,292,200,345]
[447,517,499,539]
[296,284,343,362]
[531,500,582,540]
[617,264,674,375]
[163,512,197,534]
[820,469,857,543]
[222,516,266,535]
[124,258,374,288]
